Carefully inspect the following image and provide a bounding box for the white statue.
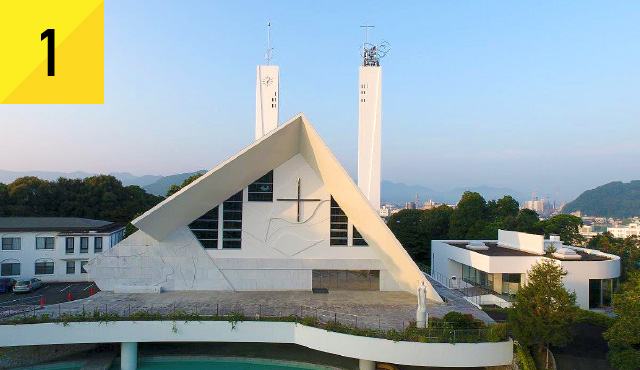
[416,280,428,328]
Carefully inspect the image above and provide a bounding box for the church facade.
[87,115,440,300]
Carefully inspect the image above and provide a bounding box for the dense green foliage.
[604,272,640,370]
[515,342,538,370]
[587,232,640,281]
[509,260,579,369]
[166,173,204,197]
[0,176,162,225]
[563,180,640,218]
[388,191,584,265]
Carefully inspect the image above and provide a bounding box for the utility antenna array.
[265,21,274,65]
[360,22,390,66]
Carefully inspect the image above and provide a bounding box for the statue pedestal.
[416,308,428,328]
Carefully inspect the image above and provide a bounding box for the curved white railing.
[0,321,512,368]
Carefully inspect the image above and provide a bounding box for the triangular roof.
[133,113,441,300]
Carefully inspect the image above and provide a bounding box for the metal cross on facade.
[277,178,322,222]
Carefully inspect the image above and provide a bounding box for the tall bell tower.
[358,24,389,211]
[256,22,279,140]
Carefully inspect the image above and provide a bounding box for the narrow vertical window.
[66,261,75,274]
[94,237,103,253]
[65,237,74,254]
[80,237,89,253]
[222,191,243,249]
[330,196,348,246]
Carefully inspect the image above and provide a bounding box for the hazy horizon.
[1,1,639,203]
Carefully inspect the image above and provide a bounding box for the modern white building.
[431,230,620,310]
[607,222,640,239]
[0,218,125,282]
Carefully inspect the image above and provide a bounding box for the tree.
[166,173,203,197]
[588,232,640,282]
[387,205,453,265]
[449,191,489,239]
[0,175,162,225]
[536,214,584,246]
[604,271,640,370]
[509,259,579,369]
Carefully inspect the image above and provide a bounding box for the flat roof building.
[430,230,620,310]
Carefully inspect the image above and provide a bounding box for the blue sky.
[1,1,639,201]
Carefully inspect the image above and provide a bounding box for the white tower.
[255,23,279,140]
[358,25,388,211]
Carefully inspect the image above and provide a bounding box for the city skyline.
[1,1,639,201]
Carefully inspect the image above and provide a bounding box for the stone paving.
[35,283,494,330]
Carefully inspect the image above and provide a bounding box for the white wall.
[358,66,382,211]
[0,229,124,283]
[431,240,621,309]
[256,65,279,139]
[0,321,513,368]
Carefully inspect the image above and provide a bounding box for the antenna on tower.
[265,21,274,65]
[359,22,390,67]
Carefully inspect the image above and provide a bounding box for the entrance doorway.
[312,270,380,291]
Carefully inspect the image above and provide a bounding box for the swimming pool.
[108,358,340,370]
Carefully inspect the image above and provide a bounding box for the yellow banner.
[0,0,104,104]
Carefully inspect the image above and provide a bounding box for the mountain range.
[0,169,528,204]
[381,181,528,204]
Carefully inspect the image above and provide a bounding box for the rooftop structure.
[430,230,620,309]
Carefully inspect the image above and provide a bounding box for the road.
[0,282,99,306]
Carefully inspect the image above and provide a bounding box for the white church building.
[87,39,441,301]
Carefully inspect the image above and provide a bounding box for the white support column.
[359,359,376,370]
[121,342,138,370]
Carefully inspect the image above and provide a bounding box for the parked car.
[13,278,42,293]
[0,278,16,293]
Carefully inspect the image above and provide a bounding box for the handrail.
[0,301,508,343]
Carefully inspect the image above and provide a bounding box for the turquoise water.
[109,359,332,370]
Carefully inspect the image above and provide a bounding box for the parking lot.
[0,282,99,307]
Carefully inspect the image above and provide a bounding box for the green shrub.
[516,342,537,370]
[576,309,615,328]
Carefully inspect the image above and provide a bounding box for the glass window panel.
[66,237,74,253]
[248,171,274,202]
[589,279,602,309]
[35,261,54,275]
[94,237,103,253]
[80,237,89,253]
[1,263,20,276]
[66,261,75,274]
[353,227,368,246]
[189,206,219,249]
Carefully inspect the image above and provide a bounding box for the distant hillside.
[0,169,93,183]
[563,180,640,218]
[0,169,161,187]
[108,172,163,187]
[143,170,207,196]
[381,181,527,204]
